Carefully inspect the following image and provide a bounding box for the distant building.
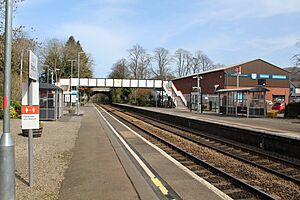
[172,59,290,110]
[290,81,300,102]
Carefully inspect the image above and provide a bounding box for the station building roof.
[172,59,290,81]
[217,87,270,93]
[40,83,63,91]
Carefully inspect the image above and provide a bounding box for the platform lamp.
[67,59,76,92]
[77,52,84,115]
[0,0,16,198]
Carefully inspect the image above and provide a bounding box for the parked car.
[272,102,285,112]
[266,100,273,106]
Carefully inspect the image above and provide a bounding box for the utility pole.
[67,59,76,92]
[0,0,16,199]
[77,52,84,115]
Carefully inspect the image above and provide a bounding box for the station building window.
[258,79,266,86]
[273,95,285,102]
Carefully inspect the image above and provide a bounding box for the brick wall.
[225,86,289,103]
[173,71,225,94]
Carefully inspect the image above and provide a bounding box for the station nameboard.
[29,50,38,81]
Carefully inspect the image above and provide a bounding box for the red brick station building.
[172,59,290,116]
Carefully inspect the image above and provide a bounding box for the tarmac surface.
[59,105,228,200]
[122,105,300,140]
[59,106,157,200]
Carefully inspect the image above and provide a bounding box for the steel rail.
[121,107,300,169]
[100,105,277,200]
[119,109,300,185]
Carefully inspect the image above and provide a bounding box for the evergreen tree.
[42,35,94,83]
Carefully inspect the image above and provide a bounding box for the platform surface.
[121,104,300,140]
[59,106,226,200]
[59,106,159,200]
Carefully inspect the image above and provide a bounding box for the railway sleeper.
[247,156,261,161]
[189,166,205,172]
[255,159,273,165]
[167,152,182,157]
[174,157,188,162]
[222,188,246,196]
[213,182,233,190]
[279,167,297,173]
[204,176,224,184]
[181,160,195,165]
[264,162,282,168]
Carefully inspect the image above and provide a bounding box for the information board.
[21,106,39,129]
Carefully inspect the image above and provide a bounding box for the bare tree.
[139,53,151,79]
[213,63,226,69]
[41,38,64,70]
[293,42,300,67]
[0,0,24,33]
[128,44,150,79]
[194,50,214,72]
[152,47,172,80]
[174,48,192,77]
[128,44,143,78]
[191,55,200,74]
[109,58,129,79]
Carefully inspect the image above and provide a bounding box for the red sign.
[21,106,39,115]
[235,66,242,74]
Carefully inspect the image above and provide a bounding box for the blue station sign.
[226,73,288,80]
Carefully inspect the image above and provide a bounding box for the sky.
[14,0,300,77]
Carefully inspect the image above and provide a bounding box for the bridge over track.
[59,78,167,88]
[58,78,188,108]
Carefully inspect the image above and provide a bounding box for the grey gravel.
[0,115,81,200]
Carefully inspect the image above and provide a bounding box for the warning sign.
[21,105,39,129]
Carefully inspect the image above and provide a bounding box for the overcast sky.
[14,0,300,77]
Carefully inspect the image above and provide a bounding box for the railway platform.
[59,105,228,200]
[120,105,300,140]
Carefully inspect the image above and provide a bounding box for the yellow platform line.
[151,177,169,195]
[95,106,172,199]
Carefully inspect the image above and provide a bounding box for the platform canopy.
[217,87,269,118]
[217,87,269,93]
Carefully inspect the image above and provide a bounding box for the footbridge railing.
[59,78,168,88]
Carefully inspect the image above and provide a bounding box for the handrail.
[163,82,177,107]
[170,82,187,106]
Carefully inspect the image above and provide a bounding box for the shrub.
[286,102,300,118]
[0,97,22,119]
[10,106,18,119]
[11,101,21,116]
[128,89,154,106]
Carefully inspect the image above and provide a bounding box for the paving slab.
[59,106,159,200]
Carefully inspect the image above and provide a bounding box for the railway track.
[119,107,300,185]
[98,104,300,200]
